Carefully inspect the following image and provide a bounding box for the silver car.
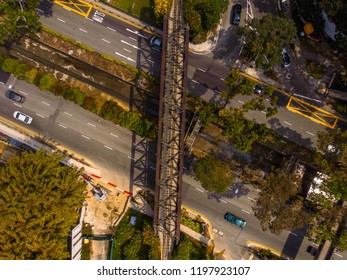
[13,111,33,124]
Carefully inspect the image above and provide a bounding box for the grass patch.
[104,0,155,24]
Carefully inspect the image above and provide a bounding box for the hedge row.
[0,56,157,139]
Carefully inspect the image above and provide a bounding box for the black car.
[231,4,242,25]
[282,48,291,67]
[149,35,162,51]
[5,90,25,103]
[254,84,265,95]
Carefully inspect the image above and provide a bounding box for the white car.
[13,111,33,124]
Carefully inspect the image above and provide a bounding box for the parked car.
[231,4,242,25]
[149,35,162,51]
[254,84,265,95]
[13,111,33,124]
[224,212,246,228]
[5,90,25,103]
[306,245,318,256]
[282,48,291,67]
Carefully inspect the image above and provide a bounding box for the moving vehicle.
[254,84,265,94]
[13,111,33,124]
[231,4,242,25]
[5,90,25,103]
[224,212,246,228]
[282,48,291,67]
[149,36,162,51]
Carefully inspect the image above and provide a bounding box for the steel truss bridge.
[153,0,189,260]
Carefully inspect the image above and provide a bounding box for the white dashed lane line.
[284,121,292,126]
[261,111,266,114]
[64,112,72,116]
[220,199,227,204]
[197,68,206,72]
[124,48,132,53]
[42,101,50,106]
[110,133,118,138]
[192,80,200,84]
[57,18,66,23]
[195,188,204,193]
[58,124,67,129]
[107,27,117,32]
[128,36,137,41]
[81,135,90,140]
[289,231,298,237]
[237,100,244,104]
[13,103,22,108]
[19,90,27,95]
[102,38,111,43]
[241,209,251,214]
[88,122,96,127]
[79,28,88,33]
[35,113,45,118]
[306,131,315,136]
[104,145,113,150]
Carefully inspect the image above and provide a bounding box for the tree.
[318,0,343,18]
[240,14,296,70]
[38,73,56,91]
[253,168,311,234]
[193,155,233,193]
[0,150,86,259]
[0,0,42,45]
[153,0,173,24]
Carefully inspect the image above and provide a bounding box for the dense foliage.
[0,0,41,44]
[0,150,86,259]
[240,14,296,70]
[193,155,233,193]
[172,234,210,260]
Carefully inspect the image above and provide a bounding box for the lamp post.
[8,74,28,90]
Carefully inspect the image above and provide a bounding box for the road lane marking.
[64,112,72,116]
[42,101,50,106]
[102,38,110,43]
[289,231,298,236]
[195,188,204,193]
[13,103,22,107]
[35,113,45,118]
[129,36,137,41]
[79,28,88,33]
[19,90,27,95]
[88,122,96,127]
[127,155,135,160]
[261,111,266,114]
[104,145,113,150]
[265,98,270,102]
[101,178,108,183]
[124,48,132,53]
[81,134,90,140]
[284,135,289,138]
[115,51,127,59]
[284,121,292,126]
[220,199,227,203]
[107,27,117,32]
[220,77,225,81]
[121,39,142,51]
[37,8,44,13]
[335,253,343,258]
[57,18,66,23]
[237,100,244,104]
[192,79,200,84]
[110,133,118,138]
[127,57,136,62]
[197,68,206,72]
[247,196,256,202]
[214,89,221,94]
[59,124,67,129]
[126,28,146,38]
[306,131,315,136]
[0,81,4,85]
[241,209,251,214]
[150,166,156,170]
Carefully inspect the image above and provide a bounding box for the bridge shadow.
[37,0,53,17]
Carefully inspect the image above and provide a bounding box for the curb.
[87,173,133,197]
[246,241,291,259]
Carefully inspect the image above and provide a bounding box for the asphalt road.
[1,76,346,260]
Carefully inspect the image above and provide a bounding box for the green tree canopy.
[0,150,86,259]
[253,168,311,234]
[240,14,297,70]
[0,0,41,45]
[193,154,233,193]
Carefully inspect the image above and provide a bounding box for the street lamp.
[8,74,29,89]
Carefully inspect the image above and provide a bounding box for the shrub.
[50,81,68,96]
[24,68,39,84]
[101,101,123,121]
[1,58,20,73]
[64,87,77,101]
[118,111,140,131]
[83,96,96,111]
[306,59,326,79]
[13,63,30,76]
[73,89,86,106]
[38,73,56,91]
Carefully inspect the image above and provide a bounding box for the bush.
[13,63,30,76]
[118,111,140,131]
[38,73,56,91]
[24,68,39,84]
[101,101,124,121]
[1,58,20,73]
[50,81,68,96]
[73,89,86,106]
[83,96,96,111]
[306,59,326,79]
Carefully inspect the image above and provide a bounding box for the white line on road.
[123,48,132,53]
[13,103,22,107]
[237,100,244,104]
[104,145,113,150]
[127,57,136,62]
[284,121,292,126]
[148,59,155,64]
[335,253,343,258]
[247,196,256,202]
[110,133,118,138]
[197,68,206,72]
[64,112,72,116]
[220,199,227,204]
[36,8,44,13]
[101,178,108,183]
[59,124,67,129]
[126,28,146,38]
[127,155,135,160]
[289,231,298,237]
[81,134,90,140]
[79,28,88,33]
[107,27,117,32]
[42,101,50,106]
[128,36,137,41]
[0,81,4,85]
[102,38,111,43]
[293,93,323,103]
[121,40,142,51]
[214,89,221,94]
[115,51,127,59]
[88,122,96,127]
[57,18,66,23]
[192,79,200,84]
[306,131,315,136]
[35,113,45,118]
[241,209,251,214]
[265,98,270,102]
[261,111,266,114]
[195,188,204,193]
[19,90,27,95]
[150,166,156,170]
[220,77,224,81]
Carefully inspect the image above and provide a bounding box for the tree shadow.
[37,0,53,17]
